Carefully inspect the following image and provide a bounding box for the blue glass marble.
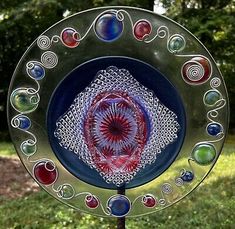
[207,123,222,136]
[29,64,45,80]
[18,116,31,130]
[181,171,194,182]
[168,35,185,52]
[95,13,123,42]
[108,195,131,217]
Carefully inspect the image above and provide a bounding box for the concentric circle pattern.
[182,56,211,84]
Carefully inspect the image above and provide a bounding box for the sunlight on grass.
[203,153,235,185]
[0,142,15,156]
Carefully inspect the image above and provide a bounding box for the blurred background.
[0,0,234,228]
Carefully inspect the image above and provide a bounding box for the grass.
[0,142,15,157]
[0,138,235,229]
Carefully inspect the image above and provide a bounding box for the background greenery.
[0,0,235,140]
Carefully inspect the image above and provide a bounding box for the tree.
[161,0,235,131]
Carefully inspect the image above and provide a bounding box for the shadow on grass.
[0,157,39,200]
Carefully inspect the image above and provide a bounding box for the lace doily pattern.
[54,66,180,186]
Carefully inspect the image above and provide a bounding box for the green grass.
[0,138,235,228]
[0,142,16,156]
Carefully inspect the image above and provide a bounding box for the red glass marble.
[85,195,99,209]
[134,20,152,41]
[34,161,58,185]
[182,56,211,84]
[142,195,157,208]
[61,28,79,48]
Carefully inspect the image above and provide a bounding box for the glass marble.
[16,115,31,130]
[21,140,36,156]
[142,195,156,208]
[85,195,99,209]
[61,28,79,48]
[34,161,58,185]
[107,195,131,217]
[192,144,216,165]
[168,35,185,52]
[10,88,39,113]
[204,91,221,106]
[207,123,222,136]
[182,57,211,84]
[94,12,123,41]
[28,64,45,80]
[58,185,75,199]
[181,171,194,182]
[134,20,152,41]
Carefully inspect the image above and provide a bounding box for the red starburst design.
[84,91,149,176]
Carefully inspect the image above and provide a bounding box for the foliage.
[161,0,235,131]
[0,139,234,228]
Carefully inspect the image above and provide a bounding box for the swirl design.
[175,177,184,186]
[202,78,226,142]
[210,77,221,88]
[37,35,51,50]
[185,62,204,81]
[162,183,173,194]
[41,51,58,69]
[182,56,211,85]
[53,184,75,199]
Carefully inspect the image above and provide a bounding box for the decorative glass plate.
[8,6,229,217]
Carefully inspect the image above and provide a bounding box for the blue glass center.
[47,56,186,190]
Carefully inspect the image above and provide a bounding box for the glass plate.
[8,6,229,217]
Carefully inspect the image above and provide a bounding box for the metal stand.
[117,187,126,229]
[117,217,125,229]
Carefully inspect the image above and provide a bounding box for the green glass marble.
[192,144,216,165]
[21,140,37,156]
[58,185,75,199]
[168,35,185,52]
[10,88,39,113]
[204,91,220,106]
